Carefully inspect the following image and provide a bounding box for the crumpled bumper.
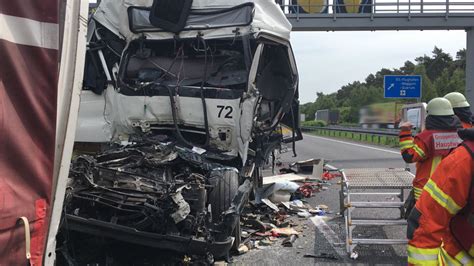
[65,215,234,258]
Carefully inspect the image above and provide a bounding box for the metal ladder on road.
[339,168,414,257]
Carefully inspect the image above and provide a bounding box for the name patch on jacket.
[433,132,462,150]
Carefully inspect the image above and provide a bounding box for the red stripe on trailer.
[0,0,57,23]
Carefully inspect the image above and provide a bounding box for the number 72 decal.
[217,105,233,119]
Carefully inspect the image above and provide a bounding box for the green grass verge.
[307,129,400,148]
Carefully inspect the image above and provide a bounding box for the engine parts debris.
[58,137,251,261]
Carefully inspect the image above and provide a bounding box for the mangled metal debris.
[59,136,251,261]
[170,185,192,223]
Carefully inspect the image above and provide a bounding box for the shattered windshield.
[119,38,251,95]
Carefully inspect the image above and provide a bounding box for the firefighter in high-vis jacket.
[407,128,474,265]
[399,98,462,200]
[445,92,473,129]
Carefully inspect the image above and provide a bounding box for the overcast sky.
[291,30,466,103]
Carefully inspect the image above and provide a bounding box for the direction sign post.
[384,75,422,100]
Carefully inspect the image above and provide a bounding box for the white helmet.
[426,97,454,116]
[444,92,470,108]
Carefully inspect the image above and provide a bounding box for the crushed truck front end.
[57,0,301,263]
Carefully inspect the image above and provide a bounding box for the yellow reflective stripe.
[413,187,423,200]
[408,256,440,265]
[399,140,426,158]
[440,250,458,266]
[413,144,426,158]
[440,247,463,266]
[408,245,440,255]
[454,250,474,265]
[400,140,414,151]
[430,156,442,177]
[407,245,440,265]
[424,179,462,215]
[400,144,414,151]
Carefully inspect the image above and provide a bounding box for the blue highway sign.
[384,75,422,99]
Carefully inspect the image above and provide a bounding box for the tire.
[208,168,241,250]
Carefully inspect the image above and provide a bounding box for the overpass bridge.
[280,0,474,107]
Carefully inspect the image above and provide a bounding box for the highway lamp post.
[467,29,474,113]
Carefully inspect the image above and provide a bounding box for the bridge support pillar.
[466,29,474,110]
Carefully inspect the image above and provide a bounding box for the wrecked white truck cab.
[61,0,301,263]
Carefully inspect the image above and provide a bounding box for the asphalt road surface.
[233,133,411,265]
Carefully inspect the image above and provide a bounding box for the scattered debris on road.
[282,235,298,247]
[262,173,307,185]
[234,158,336,256]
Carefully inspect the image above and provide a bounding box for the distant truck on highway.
[359,102,404,129]
[315,109,339,124]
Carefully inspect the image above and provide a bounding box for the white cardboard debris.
[269,190,291,204]
[262,173,306,185]
[255,180,299,204]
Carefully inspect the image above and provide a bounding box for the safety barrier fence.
[301,126,399,135]
[301,126,400,146]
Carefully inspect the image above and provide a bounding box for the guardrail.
[301,126,400,136]
[301,126,400,146]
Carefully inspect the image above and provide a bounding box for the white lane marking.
[0,14,59,49]
[304,134,400,155]
[310,216,346,257]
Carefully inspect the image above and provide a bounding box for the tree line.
[300,47,466,123]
